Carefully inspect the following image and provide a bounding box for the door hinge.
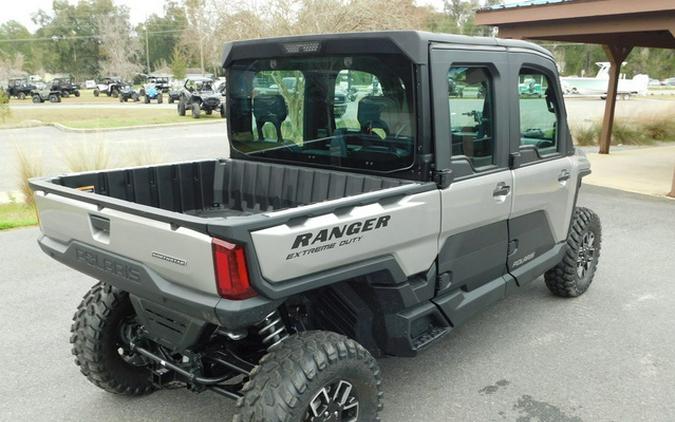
[509,152,521,169]
[433,169,453,189]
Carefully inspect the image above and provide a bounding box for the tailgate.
[34,191,218,296]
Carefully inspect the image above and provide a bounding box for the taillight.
[212,238,255,300]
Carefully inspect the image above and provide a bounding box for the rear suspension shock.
[255,310,288,350]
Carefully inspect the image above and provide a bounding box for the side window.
[448,67,494,169]
[518,69,559,155]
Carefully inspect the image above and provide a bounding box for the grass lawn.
[0,203,38,230]
[0,106,223,129]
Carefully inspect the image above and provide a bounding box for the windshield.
[227,54,416,172]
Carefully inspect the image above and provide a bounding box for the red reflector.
[212,238,255,300]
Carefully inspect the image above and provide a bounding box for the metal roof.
[484,0,572,10]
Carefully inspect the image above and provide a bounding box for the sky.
[0,0,523,33]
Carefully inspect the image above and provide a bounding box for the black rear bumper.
[38,236,281,332]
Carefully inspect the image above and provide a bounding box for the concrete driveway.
[0,184,673,421]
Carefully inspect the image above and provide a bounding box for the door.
[430,46,513,294]
[507,53,578,284]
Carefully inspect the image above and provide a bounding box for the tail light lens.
[212,238,255,300]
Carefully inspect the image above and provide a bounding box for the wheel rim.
[576,231,596,279]
[304,380,359,422]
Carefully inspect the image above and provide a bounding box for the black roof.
[222,30,552,67]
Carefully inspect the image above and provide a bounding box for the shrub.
[641,116,675,141]
[62,141,111,172]
[572,123,599,146]
[122,142,166,167]
[16,147,43,206]
[611,120,653,145]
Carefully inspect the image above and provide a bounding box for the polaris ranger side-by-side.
[31,32,601,421]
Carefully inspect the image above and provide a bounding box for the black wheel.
[545,207,602,297]
[74,90,80,97]
[93,89,100,97]
[70,282,155,396]
[235,331,382,422]
[205,109,212,116]
[119,95,124,102]
[144,95,150,104]
[168,97,174,104]
[132,93,139,102]
[49,94,59,103]
[157,94,163,104]
[112,88,119,98]
[177,101,186,116]
[191,103,201,119]
[32,95,41,103]
[220,104,226,118]
[18,92,26,100]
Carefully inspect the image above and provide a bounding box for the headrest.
[357,96,396,128]
[253,94,288,121]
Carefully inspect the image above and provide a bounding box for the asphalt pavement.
[0,123,229,194]
[0,184,673,421]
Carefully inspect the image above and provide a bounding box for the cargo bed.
[30,158,425,234]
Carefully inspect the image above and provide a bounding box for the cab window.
[448,66,494,169]
[518,69,559,155]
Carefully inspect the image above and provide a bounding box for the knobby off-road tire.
[70,282,155,396]
[235,331,382,422]
[192,103,201,119]
[545,207,602,297]
[178,101,186,116]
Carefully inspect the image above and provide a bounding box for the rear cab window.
[227,54,416,173]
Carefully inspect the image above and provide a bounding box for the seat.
[253,94,288,142]
[357,96,396,136]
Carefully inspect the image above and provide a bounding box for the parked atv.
[142,83,163,104]
[50,75,80,97]
[118,84,140,102]
[6,77,35,100]
[147,73,171,93]
[31,83,61,103]
[167,79,184,103]
[93,77,122,97]
[177,77,225,119]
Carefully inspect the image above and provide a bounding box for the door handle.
[493,182,511,197]
[558,169,571,182]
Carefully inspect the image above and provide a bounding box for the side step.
[411,325,450,352]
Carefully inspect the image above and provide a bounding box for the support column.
[598,45,632,154]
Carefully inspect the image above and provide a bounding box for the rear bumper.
[38,235,281,331]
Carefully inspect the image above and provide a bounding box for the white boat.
[561,62,649,99]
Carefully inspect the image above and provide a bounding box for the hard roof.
[222,31,552,67]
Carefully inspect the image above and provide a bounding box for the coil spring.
[256,310,288,350]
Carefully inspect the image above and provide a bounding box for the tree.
[170,46,188,79]
[0,21,35,72]
[32,0,117,79]
[96,8,142,80]
[137,1,187,73]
